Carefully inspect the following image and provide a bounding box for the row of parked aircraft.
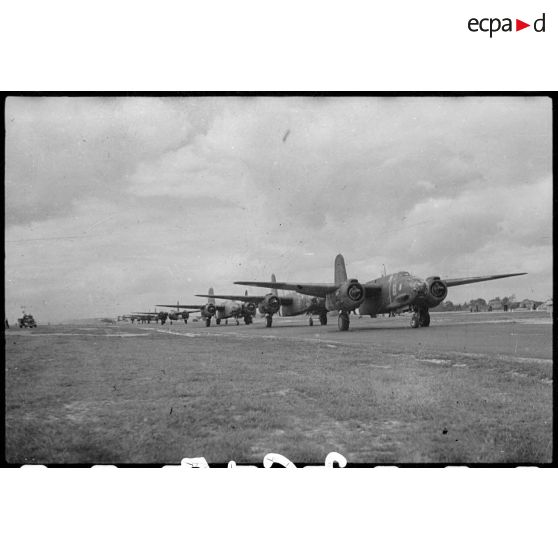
[120,254,526,331]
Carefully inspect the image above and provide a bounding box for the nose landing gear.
[338,311,350,331]
[410,307,430,328]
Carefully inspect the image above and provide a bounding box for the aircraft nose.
[413,282,428,296]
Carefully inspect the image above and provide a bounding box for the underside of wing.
[234,281,339,298]
[363,284,383,297]
[444,272,527,288]
[132,312,158,315]
[195,294,264,303]
[157,304,203,309]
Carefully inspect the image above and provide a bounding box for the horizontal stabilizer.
[444,272,527,288]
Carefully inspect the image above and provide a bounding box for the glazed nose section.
[412,281,428,296]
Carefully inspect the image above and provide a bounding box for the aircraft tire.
[319,314,327,326]
[265,315,272,328]
[338,313,349,331]
[205,318,211,327]
[308,317,313,326]
[410,314,420,328]
[216,319,221,325]
[419,312,430,327]
[235,319,239,325]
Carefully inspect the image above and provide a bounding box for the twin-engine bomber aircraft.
[204,275,327,328]
[235,254,527,331]
[158,288,254,327]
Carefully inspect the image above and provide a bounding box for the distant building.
[487,299,503,311]
[536,299,553,312]
[519,299,540,310]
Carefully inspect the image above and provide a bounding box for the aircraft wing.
[443,272,527,288]
[195,294,264,303]
[157,304,204,309]
[132,312,159,315]
[234,281,339,298]
[364,284,382,297]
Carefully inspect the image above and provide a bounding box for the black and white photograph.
[4,94,553,465]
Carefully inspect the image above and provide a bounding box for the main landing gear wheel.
[418,311,430,327]
[265,315,273,328]
[235,319,239,325]
[308,317,314,326]
[205,318,211,327]
[319,314,327,326]
[338,312,350,331]
[410,314,420,328]
[216,318,221,325]
[244,316,252,325]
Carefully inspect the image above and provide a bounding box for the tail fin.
[271,274,278,296]
[208,287,215,305]
[334,254,347,284]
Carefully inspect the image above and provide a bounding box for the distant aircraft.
[157,302,200,324]
[119,314,138,322]
[235,254,527,331]
[205,276,327,328]
[157,289,219,327]
[130,312,164,324]
[192,289,258,326]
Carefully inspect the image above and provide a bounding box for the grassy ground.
[4,324,553,464]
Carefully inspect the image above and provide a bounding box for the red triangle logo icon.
[516,19,530,31]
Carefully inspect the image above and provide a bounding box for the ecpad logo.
[468,13,546,37]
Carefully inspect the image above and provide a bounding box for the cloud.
[4,96,553,321]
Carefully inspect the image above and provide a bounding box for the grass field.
[4,322,553,464]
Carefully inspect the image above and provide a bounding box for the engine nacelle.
[258,294,280,315]
[243,301,256,316]
[201,303,216,317]
[425,276,448,306]
[326,279,365,312]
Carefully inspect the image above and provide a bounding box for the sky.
[4,96,553,323]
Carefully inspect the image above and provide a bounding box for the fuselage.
[279,292,326,317]
[216,300,244,320]
[358,272,448,316]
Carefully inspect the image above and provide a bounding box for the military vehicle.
[18,314,37,328]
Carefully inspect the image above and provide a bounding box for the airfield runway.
[5,310,553,464]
